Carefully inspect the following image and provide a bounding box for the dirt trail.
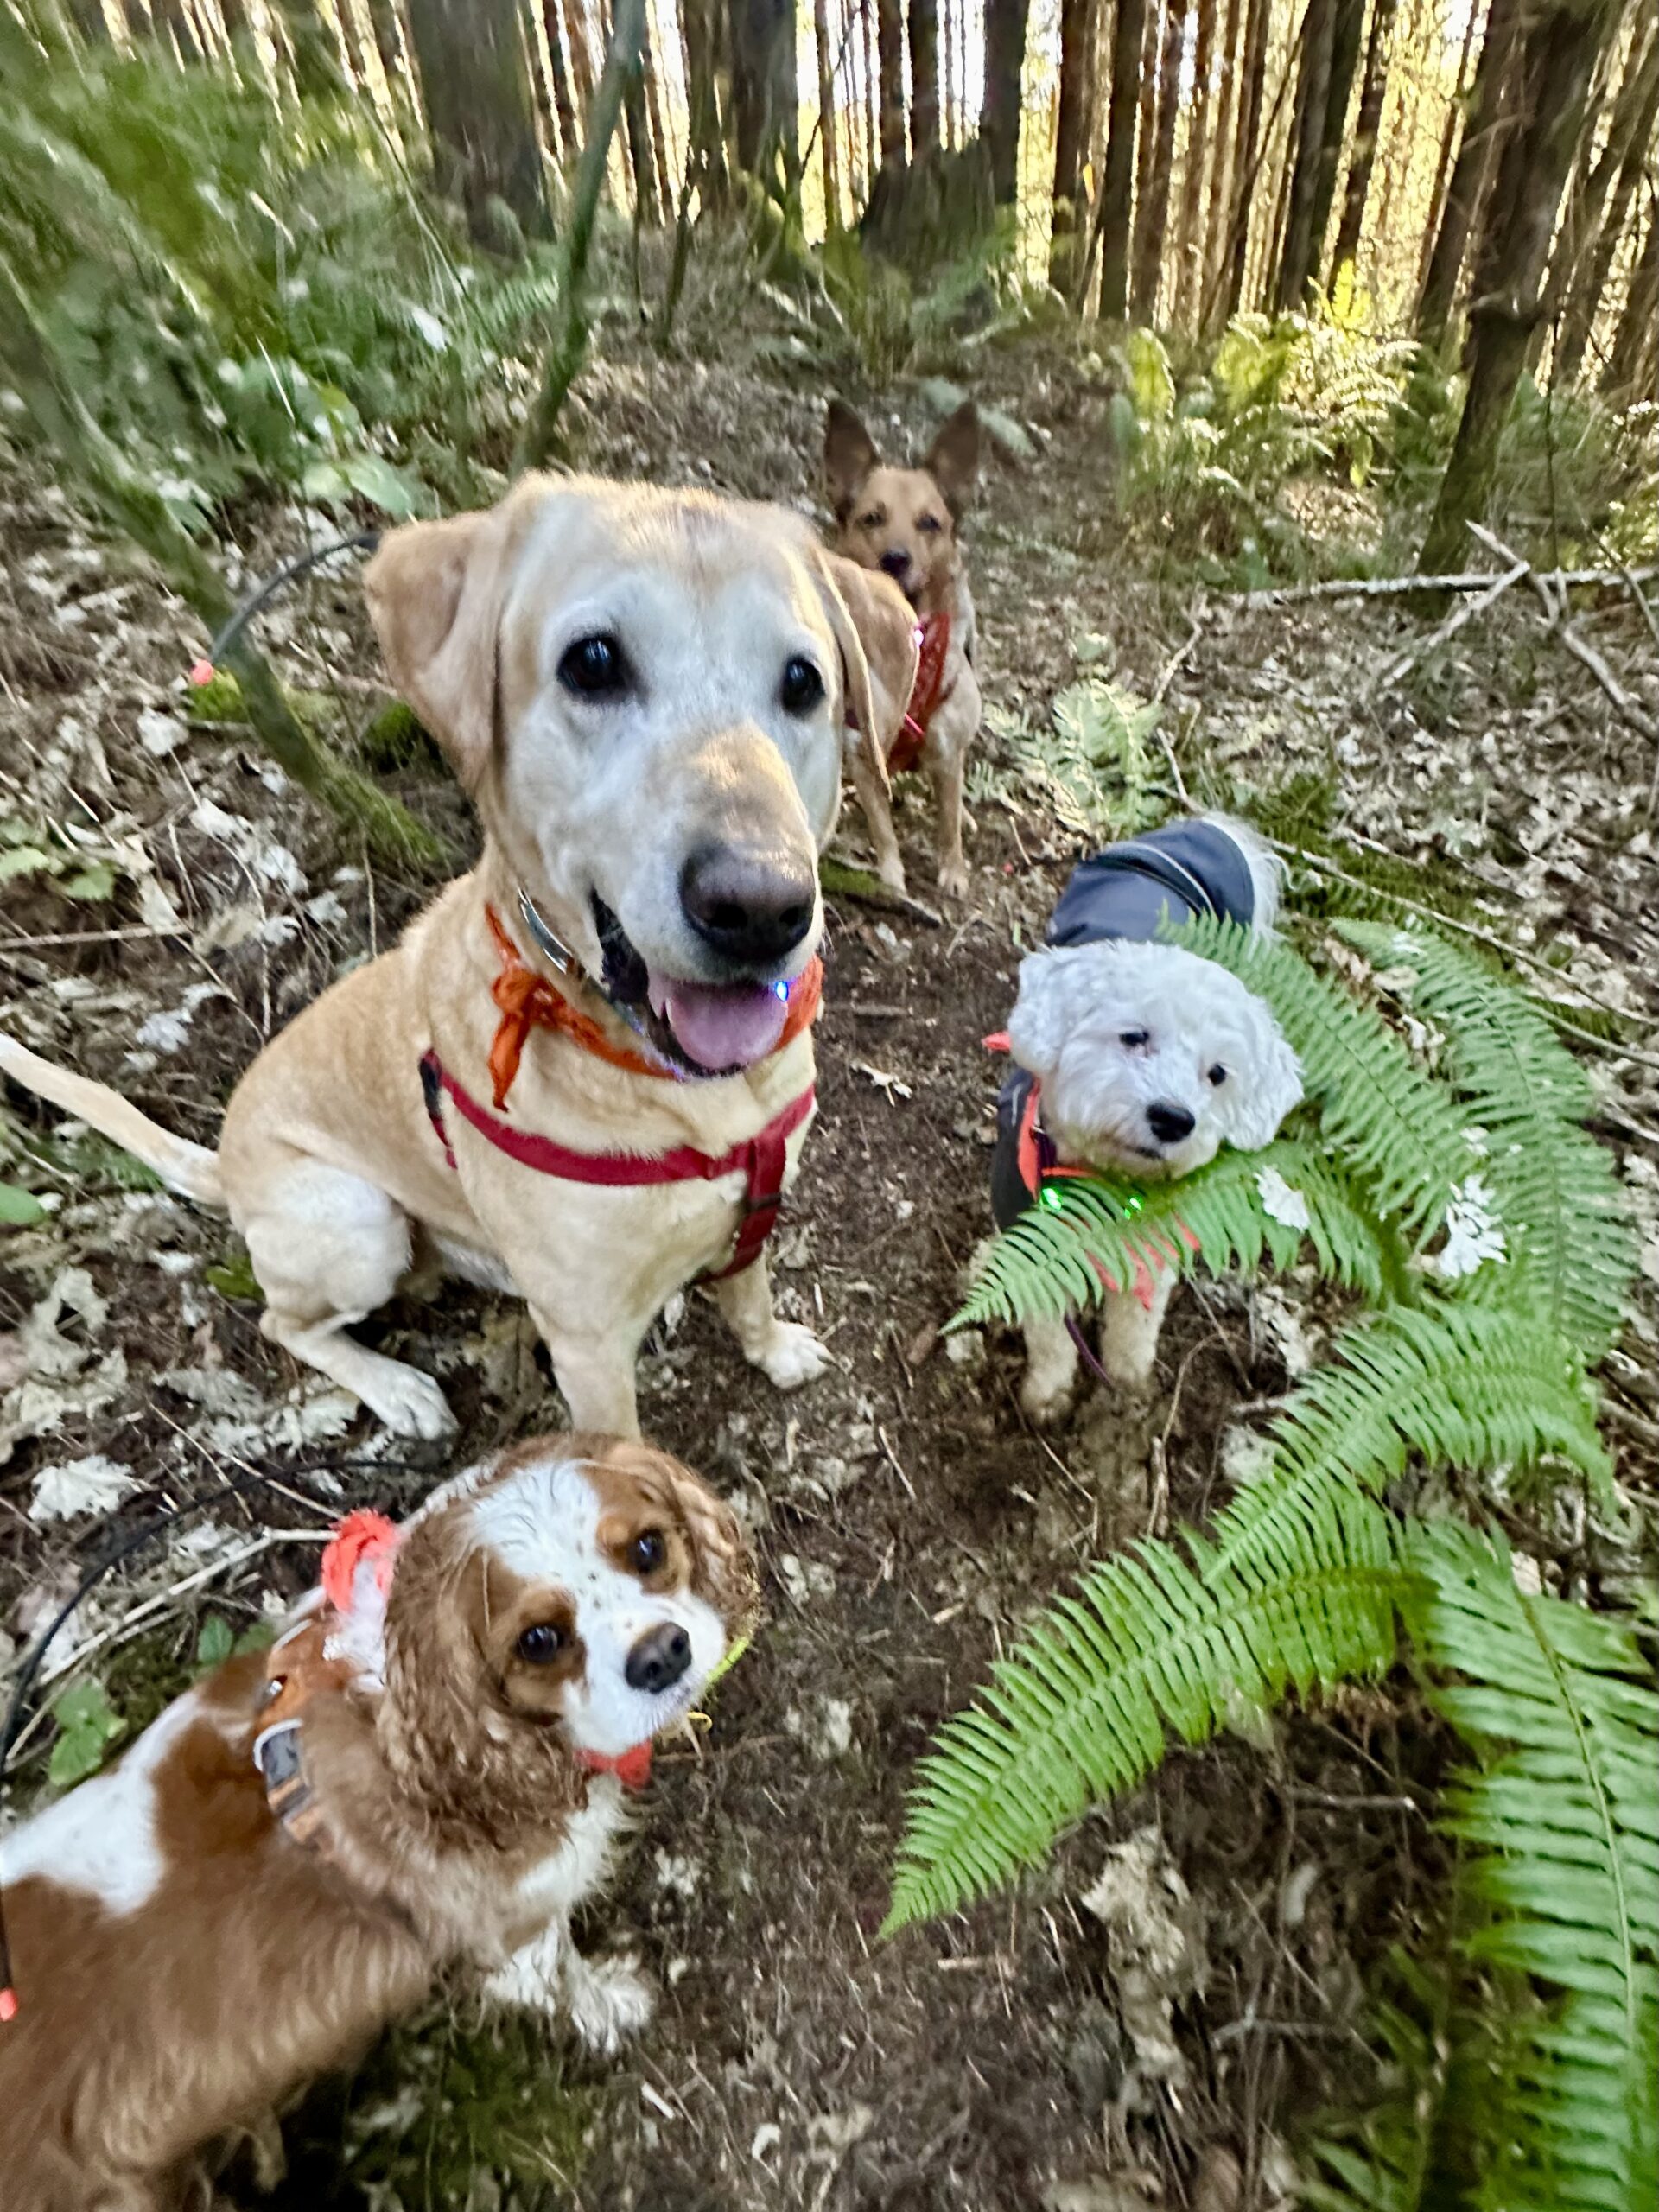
[1,327,1654,2211]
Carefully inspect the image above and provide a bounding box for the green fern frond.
[1221,1306,1616,1574]
[955,1137,1401,1329]
[882,1484,1402,1934]
[1406,1522,1659,2212]
[1339,922,1637,1363]
[1171,917,1469,1239]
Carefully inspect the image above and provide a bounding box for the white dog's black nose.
[1147,1101,1197,1144]
[625,1622,692,1694]
[682,846,816,967]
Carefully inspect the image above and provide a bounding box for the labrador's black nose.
[878,547,912,582]
[1147,1101,1197,1144]
[626,1623,692,1695]
[681,846,816,967]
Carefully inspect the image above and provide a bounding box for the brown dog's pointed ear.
[363,488,537,790]
[812,551,919,796]
[823,397,880,524]
[923,400,981,519]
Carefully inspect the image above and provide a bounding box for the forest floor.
[2,296,1656,2212]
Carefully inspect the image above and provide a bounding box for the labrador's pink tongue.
[652,976,789,1071]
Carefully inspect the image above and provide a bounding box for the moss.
[277,2005,597,2209]
[1239,774,1480,925]
[101,1624,194,1738]
[359,696,445,774]
[207,1240,262,1302]
[184,670,249,724]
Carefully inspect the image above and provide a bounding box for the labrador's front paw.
[755,1321,832,1390]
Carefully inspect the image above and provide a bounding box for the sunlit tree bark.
[1218,0,1268,319]
[1601,188,1657,400]
[815,0,842,223]
[1050,0,1099,288]
[1554,23,1659,385]
[1134,0,1188,319]
[1097,0,1148,315]
[1172,0,1221,326]
[1274,0,1333,308]
[1416,0,1522,346]
[1331,0,1397,281]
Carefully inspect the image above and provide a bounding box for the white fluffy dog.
[990,817,1303,1422]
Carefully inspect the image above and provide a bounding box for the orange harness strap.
[483,906,823,1107]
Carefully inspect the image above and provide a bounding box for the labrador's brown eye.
[631,1529,667,1574]
[917,513,943,535]
[857,510,883,531]
[517,1624,566,1663]
[558,633,627,698]
[781,657,824,715]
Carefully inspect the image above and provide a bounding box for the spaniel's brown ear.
[823,397,880,524]
[664,1459,759,1637]
[363,483,541,791]
[811,550,919,795]
[922,400,980,519]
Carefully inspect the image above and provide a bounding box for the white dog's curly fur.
[1005,820,1303,1421]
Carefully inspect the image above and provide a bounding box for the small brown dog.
[823,397,982,898]
[0,1433,756,2212]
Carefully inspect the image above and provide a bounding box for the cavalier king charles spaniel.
[0,1433,755,2212]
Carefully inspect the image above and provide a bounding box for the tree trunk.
[1132,0,1164,254]
[861,0,879,188]
[1420,0,1618,574]
[1554,26,1659,385]
[1097,0,1148,315]
[1329,0,1395,281]
[564,0,596,105]
[1172,0,1220,326]
[643,5,674,205]
[1219,0,1268,319]
[942,0,956,145]
[875,0,906,167]
[406,0,548,245]
[620,0,660,221]
[1415,0,1522,347]
[814,0,842,223]
[1198,0,1245,312]
[1133,0,1188,320]
[1304,0,1364,288]
[1601,189,1657,401]
[1274,0,1333,308]
[981,0,1032,203]
[683,0,730,203]
[730,0,797,181]
[910,0,940,153]
[1050,0,1098,289]
[542,0,580,156]
[1418,0,1483,293]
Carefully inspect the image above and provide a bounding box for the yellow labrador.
[0,476,918,1440]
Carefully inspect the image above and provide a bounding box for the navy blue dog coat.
[991,819,1262,1231]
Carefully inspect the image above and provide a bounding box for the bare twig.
[1236,562,1657,609]
[1370,558,1529,693]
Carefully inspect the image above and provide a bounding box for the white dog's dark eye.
[517,1624,566,1663]
[631,1529,667,1573]
[780,657,824,715]
[1120,1028,1150,1048]
[1208,1063,1228,1086]
[558,633,627,698]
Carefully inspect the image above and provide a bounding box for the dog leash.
[186,529,383,689]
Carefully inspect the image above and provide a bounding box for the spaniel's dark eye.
[516,1623,566,1664]
[781,656,824,715]
[917,512,943,535]
[1120,1028,1151,1049]
[1208,1063,1228,1087]
[558,633,627,698]
[631,1529,667,1574]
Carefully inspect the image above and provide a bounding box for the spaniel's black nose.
[626,1623,692,1694]
[1147,1101,1197,1144]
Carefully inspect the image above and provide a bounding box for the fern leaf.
[1339,923,1637,1362]
[882,1486,1402,1934]
[1220,1306,1616,1578]
[1171,917,1469,1240]
[955,1137,1401,1330]
[1406,1522,1659,2212]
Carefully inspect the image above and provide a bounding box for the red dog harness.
[420,1052,815,1282]
[888,612,953,776]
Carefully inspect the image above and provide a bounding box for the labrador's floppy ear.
[811,550,919,797]
[823,397,880,524]
[922,400,981,519]
[363,484,539,791]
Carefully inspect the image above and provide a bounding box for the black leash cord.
[195,529,383,678]
[0,1451,443,2018]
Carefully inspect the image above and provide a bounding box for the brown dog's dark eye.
[631,1529,667,1574]
[857,510,883,531]
[917,513,943,535]
[1208,1064,1228,1086]
[558,633,627,699]
[517,1623,566,1663]
[780,657,824,715]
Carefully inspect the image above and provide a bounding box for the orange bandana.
[483,906,823,1107]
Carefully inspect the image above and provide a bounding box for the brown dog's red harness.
[888,612,953,775]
